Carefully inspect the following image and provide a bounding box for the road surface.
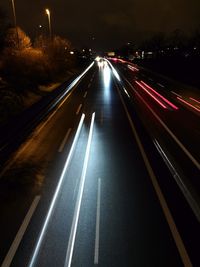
[0,59,199,267]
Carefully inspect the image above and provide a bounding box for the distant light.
[82,49,85,52]
[45,8,50,16]
[89,49,92,52]
[39,25,42,28]
[95,56,101,62]
[70,51,74,55]
[194,47,197,50]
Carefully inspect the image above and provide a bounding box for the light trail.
[28,114,85,267]
[135,81,167,109]
[177,97,200,112]
[140,81,179,110]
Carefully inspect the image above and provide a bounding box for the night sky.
[1,0,200,50]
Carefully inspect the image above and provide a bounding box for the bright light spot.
[70,51,74,55]
[103,64,111,88]
[45,9,50,16]
[95,56,101,62]
[98,61,104,68]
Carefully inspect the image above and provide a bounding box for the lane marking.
[2,196,41,267]
[88,83,91,88]
[94,178,101,265]
[154,139,200,222]
[83,91,88,98]
[125,78,200,170]
[76,104,82,115]
[157,83,165,88]
[90,78,93,83]
[64,113,95,267]
[29,114,85,267]
[171,91,182,98]
[115,82,193,267]
[58,128,72,153]
[148,78,154,81]
[0,63,95,179]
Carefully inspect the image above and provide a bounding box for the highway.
[0,59,199,266]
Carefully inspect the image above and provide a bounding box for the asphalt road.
[0,60,199,266]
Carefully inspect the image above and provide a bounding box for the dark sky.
[1,0,200,50]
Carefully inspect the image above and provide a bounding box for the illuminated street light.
[45,8,52,40]
[11,0,20,49]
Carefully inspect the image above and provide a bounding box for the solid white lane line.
[94,178,101,265]
[58,128,72,153]
[29,114,85,267]
[171,91,182,98]
[2,196,41,267]
[76,104,82,115]
[116,83,193,267]
[64,113,95,267]
[154,139,200,222]
[83,91,88,98]
[125,78,200,170]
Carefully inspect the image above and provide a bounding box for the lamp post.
[11,0,20,49]
[45,8,52,40]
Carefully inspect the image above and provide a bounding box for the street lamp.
[45,8,52,40]
[11,0,20,49]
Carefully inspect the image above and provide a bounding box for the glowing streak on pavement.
[64,113,95,267]
[177,97,200,112]
[140,81,179,110]
[29,114,85,267]
[135,81,167,109]
[189,97,200,105]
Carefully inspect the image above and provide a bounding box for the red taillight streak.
[140,81,179,110]
[177,97,200,112]
[189,97,200,105]
[128,65,139,71]
[135,81,167,109]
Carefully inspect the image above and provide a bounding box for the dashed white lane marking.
[171,91,182,98]
[2,196,41,267]
[84,91,88,98]
[115,81,193,267]
[94,178,101,265]
[58,128,72,153]
[76,104,82,115]
[157,83,165,88]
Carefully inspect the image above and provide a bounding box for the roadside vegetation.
[0,7,78,126]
